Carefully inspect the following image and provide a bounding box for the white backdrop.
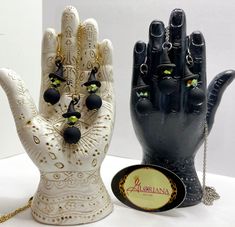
[3,0,232,177]
[0,0,42,159]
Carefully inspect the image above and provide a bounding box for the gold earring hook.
[55,33,64,62]
[91,52,100,71]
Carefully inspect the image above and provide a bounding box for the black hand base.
[142,153,202,207]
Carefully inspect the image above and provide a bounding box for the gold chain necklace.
[0,197,33,223]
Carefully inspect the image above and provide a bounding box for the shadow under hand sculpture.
[130,8,235,207]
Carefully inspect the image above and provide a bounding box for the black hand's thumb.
[207,70,235,132]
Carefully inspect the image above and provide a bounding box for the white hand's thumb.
[0,68,38,130]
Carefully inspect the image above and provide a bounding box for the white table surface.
[0,153,234,227]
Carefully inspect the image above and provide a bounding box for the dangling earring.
[43,34,66,105]
[83,66,102,110]
[154,48,177,95]
[152,26,177,95]
[184,66,205,106]
[135,64,152,114]
[62,98,81,144]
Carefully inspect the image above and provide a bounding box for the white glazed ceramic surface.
[0,6,114,225]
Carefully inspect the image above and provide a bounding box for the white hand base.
[32,171,113,225]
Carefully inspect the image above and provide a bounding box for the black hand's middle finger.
[147,20,165,109]
[169,8,187,78]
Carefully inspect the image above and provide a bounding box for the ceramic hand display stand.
[0,6,115,225]
[130,9,234,207]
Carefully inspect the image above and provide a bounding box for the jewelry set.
[43,33,102,144]
[135,26,205,114]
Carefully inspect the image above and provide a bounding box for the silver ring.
[186,55,194,66]
[162,42,172,51]
[140,63,148,74]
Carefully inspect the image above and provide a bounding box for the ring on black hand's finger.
[140,63,148,75]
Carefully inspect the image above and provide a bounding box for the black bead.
[158,77,177,95]
[86,93,102,110]
[43,88,60,105]
[63,126,81,144]
[188,87,205,105]
[135,98,152,114]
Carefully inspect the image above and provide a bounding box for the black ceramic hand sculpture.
[130,8,235,207]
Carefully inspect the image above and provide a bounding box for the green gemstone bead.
[52,79,61,86]
[191,79,198,87]
[163,69,173,75]
[87,84,98,92]
[143,91,149,97]
[68,116,78,124]
[138,91,149,98]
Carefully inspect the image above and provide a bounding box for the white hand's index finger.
[41,28,57,81]
[61,6,79,95]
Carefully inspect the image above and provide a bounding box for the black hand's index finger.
[132,41,147,87]
[146,21,165,110]
[147,20,165,78]
[148,20,165,51]
[169,8,187,77]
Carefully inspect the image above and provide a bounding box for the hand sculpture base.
[143,153,202,207]
[31,170,113,225]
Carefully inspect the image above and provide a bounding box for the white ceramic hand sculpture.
[0,6,114,225]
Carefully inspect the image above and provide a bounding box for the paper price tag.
[112,165,186,212]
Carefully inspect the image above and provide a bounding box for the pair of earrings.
[135,23,206,115]
[43,60,102,110]
[135,47,177,114]
[43,34,103,144]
